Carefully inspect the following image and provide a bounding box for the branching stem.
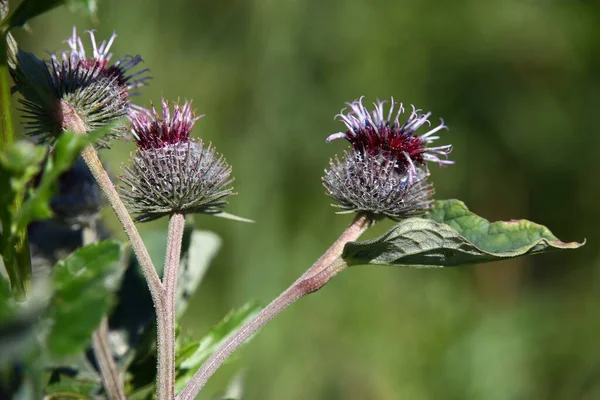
[176,213,375,400]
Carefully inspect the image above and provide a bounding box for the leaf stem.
[157,212,185,400]
[176,213,375,400]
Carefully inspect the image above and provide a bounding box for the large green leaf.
[46,241,124,357]
[342,199,583,268]
[175,302,262,393]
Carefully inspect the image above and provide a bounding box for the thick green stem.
[157,212,185,400]
[176,213,374,400]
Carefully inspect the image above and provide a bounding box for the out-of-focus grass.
[14,0,600,398]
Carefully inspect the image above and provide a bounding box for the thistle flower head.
[119,100,233,222]
[13,27,150,146]
[327,97,453,176]
[323,96,450,219]
[323,151,434,220]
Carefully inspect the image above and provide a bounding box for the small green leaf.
[175,302,262,392]
[46,241,124,357]
[45,375,101,397]
[343,199,583,268]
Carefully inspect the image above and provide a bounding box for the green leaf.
[175,302,262,392]
[0,140,46,298]
[1,0,98,31]
[45,375,101,397]
[14,132,94,232]
[177,229,221,317]
[342,199,583,268]
[46,241,124,357]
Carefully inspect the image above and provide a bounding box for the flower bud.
[119,100,234,222]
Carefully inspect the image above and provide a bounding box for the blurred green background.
[14,0,600,399]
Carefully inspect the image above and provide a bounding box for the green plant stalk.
[176,213,375,400]
[0,32,32,300]
[157,212,185,400]
[0,32,13,146]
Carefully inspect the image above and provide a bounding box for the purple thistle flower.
[119,99,233,222]
[12,27,150,145]
[327,96,453,181]
[322,96,452,219]
[130,99,202,150]
[50,27,150,94]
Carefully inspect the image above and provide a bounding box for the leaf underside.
[343,199,583,268]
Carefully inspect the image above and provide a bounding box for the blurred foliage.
[10,0,600,399]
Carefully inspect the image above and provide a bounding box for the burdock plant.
[0,2,584,400]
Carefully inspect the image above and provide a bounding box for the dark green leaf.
[175,302,262,392]
[46,241,124,357]
[343,199,583,268]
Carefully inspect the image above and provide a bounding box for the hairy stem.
[92,317,126,400]
[157,213,185,400]
[83,224,126,400]
[176,213,374,400]
[80,145,163,307]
